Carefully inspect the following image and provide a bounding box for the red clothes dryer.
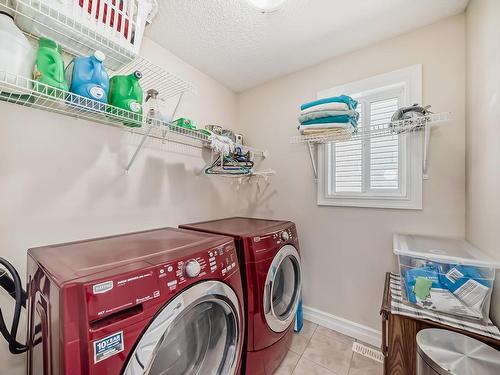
[180,218,302,375]
[26,227,245,375]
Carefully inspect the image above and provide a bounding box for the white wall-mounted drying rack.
[0,0,269,172]
[290,112,451,179]
[203,149,273,183]
[0,71,267,171]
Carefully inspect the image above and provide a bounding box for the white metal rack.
[1,0,157,71]
[290,112,451,179]
[1,0,194,101]
[114,56,196,102]
[0,0,269,174]
[220,169,276,190]
[0,71,267,171]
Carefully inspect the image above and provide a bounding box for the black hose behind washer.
[0,258,28,354]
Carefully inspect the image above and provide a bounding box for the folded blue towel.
[301,113,359,128]
[301,95,358,111]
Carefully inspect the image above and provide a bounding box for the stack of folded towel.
[298,95,359,137]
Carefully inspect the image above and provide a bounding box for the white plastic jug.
[0,11,35,95]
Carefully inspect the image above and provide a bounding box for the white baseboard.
[302,305,382,348]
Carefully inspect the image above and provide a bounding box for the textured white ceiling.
[146,0,469,92]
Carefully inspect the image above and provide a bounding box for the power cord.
[0,258,28,354]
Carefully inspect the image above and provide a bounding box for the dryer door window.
[263,244,302,333]
[123,281,242,375]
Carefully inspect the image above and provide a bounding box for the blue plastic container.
[66,51,109,106]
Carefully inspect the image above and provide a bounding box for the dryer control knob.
[185,260,201,278]
[281,231,290,241]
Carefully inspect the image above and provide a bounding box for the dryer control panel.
[158,242,238,293]
[247,224,299,262]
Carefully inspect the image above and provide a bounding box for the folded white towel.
[301,128,353,140]
[300,102,349,115]
[299,122,352,134]
[298,109,356,123]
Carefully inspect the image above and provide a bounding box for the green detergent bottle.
[33,38,68,98]
[108,71,143,127]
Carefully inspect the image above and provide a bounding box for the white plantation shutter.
[334,103,363,192]
[369,98,399,190]
[330,94,402,195]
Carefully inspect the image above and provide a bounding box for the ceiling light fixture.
[246,0,287,13]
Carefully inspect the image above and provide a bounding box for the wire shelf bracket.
[290,112,451,180]
[125,91,185,172]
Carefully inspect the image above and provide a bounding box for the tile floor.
[275,320,383,375]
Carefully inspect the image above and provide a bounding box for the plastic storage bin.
[9,0,156,69]
[393,234,500,321]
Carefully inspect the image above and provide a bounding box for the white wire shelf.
[0,71,266,169]
[289,112,451,145]
[206,167,276,187]
[291,111,451,180]
[0,71,205,140]
[114,56,196,100]
[1,0,194,100]
[223,169,276,179]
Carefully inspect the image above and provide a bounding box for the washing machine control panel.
[185,259,201,278]
[158,242,238,292]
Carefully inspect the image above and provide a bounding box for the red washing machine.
[180,218,302,375]
[26,227,245,375]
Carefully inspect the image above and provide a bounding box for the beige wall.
[236,15,466,331]
[466,0,500,324]
[0,37,238,374]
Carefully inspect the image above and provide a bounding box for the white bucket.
[0,11,34,96]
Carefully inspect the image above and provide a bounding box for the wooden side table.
[380,272,500,375]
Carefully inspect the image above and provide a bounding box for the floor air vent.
[352,341,384,363]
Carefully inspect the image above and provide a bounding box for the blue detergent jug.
[66,51,109,105]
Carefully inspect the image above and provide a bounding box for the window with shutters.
[317,65,423,209]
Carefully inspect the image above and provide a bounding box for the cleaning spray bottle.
[144,88,162,124]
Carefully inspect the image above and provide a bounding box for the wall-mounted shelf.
[290,112,451,145]
[0,0,268,173]
[0,71,267,171]
[290,112,451,179]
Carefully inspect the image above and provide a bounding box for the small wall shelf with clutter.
[0,0,269,176]
[202,131,272,185]
[290,96,451,179]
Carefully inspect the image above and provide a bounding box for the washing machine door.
[263,244,302,333]
[123,281,242,375]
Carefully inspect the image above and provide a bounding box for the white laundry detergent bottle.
[0,11,35,96]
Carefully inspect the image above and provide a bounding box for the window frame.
[317,65,423,210]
